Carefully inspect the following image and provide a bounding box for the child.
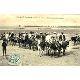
[2,40,7,56]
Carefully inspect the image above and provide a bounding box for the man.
[50,37,57,56]
[53,32,58,41]
[59,32,66,41]
[2,32,6,40]
[25,33,29,47]
[74,34,79,45]
[40,33,46,42]
[2,40,7,56]
[5,32,9,40]
[35,32,40,39]
[5,32,9,44]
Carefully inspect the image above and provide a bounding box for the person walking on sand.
[2,40,7,56]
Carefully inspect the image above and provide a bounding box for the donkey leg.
[63,49,66,55]
[58,50,61,57]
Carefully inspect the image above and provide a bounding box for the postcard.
[0,14,80,66]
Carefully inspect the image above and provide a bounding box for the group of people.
[1,31,69,57]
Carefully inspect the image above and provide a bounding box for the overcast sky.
[0,14,80,28]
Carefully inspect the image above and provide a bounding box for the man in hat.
[2,40,7,56]
[53,32,58,41]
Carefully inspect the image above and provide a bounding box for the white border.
[0,0,80,14]
[0,0,80,80]
[0,66,80,80]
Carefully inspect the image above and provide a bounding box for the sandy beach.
[0,37,80,66]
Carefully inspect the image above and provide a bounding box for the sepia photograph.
[0,14,80,66]
[1,0,80,80]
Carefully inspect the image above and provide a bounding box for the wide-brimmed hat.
[53,32,56,34]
